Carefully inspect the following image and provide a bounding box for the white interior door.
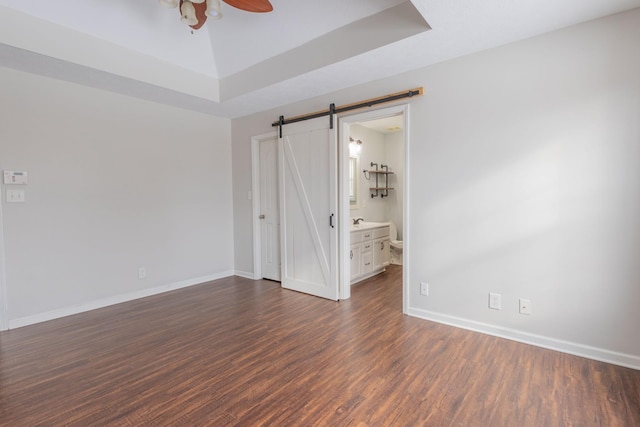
[259,137,281,281]
[279,116,338,300]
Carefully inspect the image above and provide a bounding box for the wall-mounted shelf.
[364,162,394,198]
[364,170,395,175]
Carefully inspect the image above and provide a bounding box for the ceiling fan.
[158,0,274,30]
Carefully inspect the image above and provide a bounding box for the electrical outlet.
[138,267,147,280]
[519,299,532,315]
[489,293,501,310]
[420,282,429,296]
[6,189,25,203]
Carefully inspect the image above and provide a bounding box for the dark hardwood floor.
[1,265,638,426]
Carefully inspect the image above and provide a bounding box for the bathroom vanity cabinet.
[350,223,390,284]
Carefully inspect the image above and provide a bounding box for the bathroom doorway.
[339,105,408,312]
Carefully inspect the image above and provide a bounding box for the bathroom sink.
[351,221,389,230]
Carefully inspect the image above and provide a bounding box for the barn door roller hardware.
[273,87,423,134]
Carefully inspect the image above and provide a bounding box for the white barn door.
[279,116,338,300]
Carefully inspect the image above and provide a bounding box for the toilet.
[389,222,403,265]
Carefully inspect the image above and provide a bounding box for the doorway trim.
[0,197,8,330]
[338,104,410,313]
[251,131,279,280]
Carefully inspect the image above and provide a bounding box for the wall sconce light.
[349,137,362,157]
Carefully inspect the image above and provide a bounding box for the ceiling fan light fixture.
[180,1,199,26]
[160,0,273,30]
[206,0,223,19]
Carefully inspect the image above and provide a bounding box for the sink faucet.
[353,217,364,225]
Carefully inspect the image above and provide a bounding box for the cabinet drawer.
[362,231,373,240]
[350,231,363,244]
[372,226,389,239]
[361,241,373,253]
[362,253,373,273]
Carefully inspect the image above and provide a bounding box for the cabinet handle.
[380,242,385,250]
[350,250,353,260]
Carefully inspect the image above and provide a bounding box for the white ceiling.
[359,115,404,135]
[1,0,639,118]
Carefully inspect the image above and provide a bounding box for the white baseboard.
[407,307,640,371]
[9,271,235,330]
[350,268,387,286]
[234,270,257,280]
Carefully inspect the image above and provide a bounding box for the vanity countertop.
[350,221,390,231]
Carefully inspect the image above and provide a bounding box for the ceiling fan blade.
[222,0,273,13]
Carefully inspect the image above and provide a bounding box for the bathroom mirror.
[349,156,359,208]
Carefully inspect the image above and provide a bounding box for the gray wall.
[0,68,234,325]
[232,9,640,366]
